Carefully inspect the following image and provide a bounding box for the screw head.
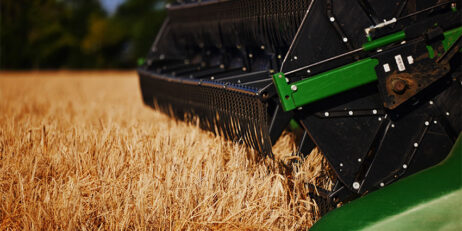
[391,124,395,128]
[372,109,378,114]
[413,142,419,148]
[329,17,335,22]
[294,56,298,60]
[358,158,362,162]
[343,37,348,42]
[348,111,354,116]
[380,182,385,187]
[425,121,430,126]
[403,164,408,169]
[392,78,408,94]
[353,182,360,190]
[429,100,434,105]
[339,163,344,167]
[324,112,330,117]
[291,85,298,91]
[446,112,450,116]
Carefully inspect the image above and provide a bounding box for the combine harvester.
[138,0,461,229]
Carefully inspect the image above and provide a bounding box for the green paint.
[362,31,406,51]
[137,58,146,66]
[426,45,436,59]
[289,119,301,131]
[273,58,379,111]
[310,134,462,231]
[442,26,462,51]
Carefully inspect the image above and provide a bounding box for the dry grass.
[0,71,332,230]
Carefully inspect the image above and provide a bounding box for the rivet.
[242,67,247,71]
[372,109,378,114]
[429,100,434,105]
[424,121,429,126]
[294,56,298,60]
[260,45,265,50]
[413,142,419,148]
[434,120,438,124]
[297,107,303,110]
[348,111,354,116]
[378,117,382,121]
[343,37,348,43]
[249,53,253,58]
[219,64,224,69]
[278,74,283,78]
[353,182,360,190]
[237,80,241,84]
[307,69,311,73]
[324,112,330,117]
[210,76,215,80]
[358,158,362,162]
[380,182,385,187]
[401,40,407,44]
[403,164,408,169]
[329,17,335,22]
[277,54,282,59]
[446,112,450,116]
[391,124,395,128]
[339,163,344,167]
[291,85,298,91]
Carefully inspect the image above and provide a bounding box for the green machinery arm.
[310,133,462,231]
[273,27,462,112]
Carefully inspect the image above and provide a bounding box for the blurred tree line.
[0,0,166,69]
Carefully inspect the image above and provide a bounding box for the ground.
[0,71,331,230]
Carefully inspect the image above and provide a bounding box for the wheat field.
[0,72,332,230]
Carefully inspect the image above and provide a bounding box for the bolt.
[210,76,215,80]
[434,120,438,124]
[343,37,348,43]
[291,85,298,91]
[378,117,382,121]
[392,78,408,94]
[391,124,395,128]
[413,142,419,148]
[429,100,434,105]
[329,17,335,22]
[260,45,265,50]
[348,111,354,116]
[446,112,450,116]
[403,164,408,169]
[324,112,330,117]
[307,69,311,73]
[380,182,385,187]
[372,109,378,114]
[339,163,344,167]
[353,182,360,190]
[358,158,362,162]
[425,121,430,126]
[294,56,298,60]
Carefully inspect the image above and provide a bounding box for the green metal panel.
[362,31,406,51]
[310,134,462,231]
[442,26,462,51]
[273,58,379,111]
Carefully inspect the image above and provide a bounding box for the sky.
[100,0,126,14]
